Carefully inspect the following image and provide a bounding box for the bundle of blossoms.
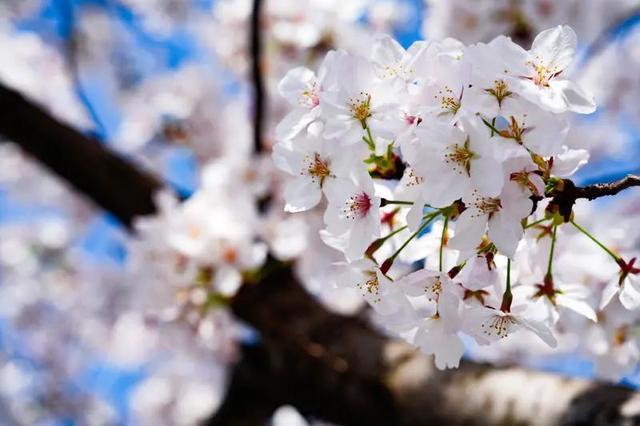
[273,25,640,370]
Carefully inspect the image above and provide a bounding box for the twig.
[250,0,264,153]
[59,0,107,139]
[548,175,640,221]
[573,174,640,200]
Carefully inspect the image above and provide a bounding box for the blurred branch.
[214,267,640,425]
[1,82,640,425]
[206,344,282,426]
[250,0,265,153]
[0,82,162,227]
[59,0,107,139]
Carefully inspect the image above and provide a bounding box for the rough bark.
[2,81,640,425]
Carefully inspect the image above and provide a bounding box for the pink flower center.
[405,114,422,126]
[301,83,320,108]
[526,57,562,88]
[345,191,372,220]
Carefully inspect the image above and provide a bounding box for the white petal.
[284,178,322,213]
[406,196,426,233]
[557,295,597,322]
[519,317,557,348]
[449,209,487,254]
[600,280,619,310]
[619,278,640,310]
[275,108,317,141]
[488,212,522,258]
[278,66,316,104]
[549,80,596,114]
[531,25,577,71]
[472,157,504,197]
[552,148,589,177]
[372,35,405,67]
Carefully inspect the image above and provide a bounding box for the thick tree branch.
[0,83,162,227]
[549,175,640,221]
[218,267,640,426]
[2,82,640,425]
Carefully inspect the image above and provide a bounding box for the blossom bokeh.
[0,0,640,424]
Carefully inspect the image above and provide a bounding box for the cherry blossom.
[408,117,503,208]
[323,172,382,261]
[450,180,532,258]
[503,25,596,114]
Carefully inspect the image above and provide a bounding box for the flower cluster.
[273,25,639,370]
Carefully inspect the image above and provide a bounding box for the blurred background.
[0,0,640,424]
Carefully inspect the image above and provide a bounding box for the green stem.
[381,211,440,273]
[439,214,450,272]
[524,217,549,229]
[546,224,558,276]
[386,224,407,239]
[570,220,621,262]
[362,125,376,151]
[365,224,408,258]
[481,117,502,136]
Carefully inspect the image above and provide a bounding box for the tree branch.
[215,267,640,425]
[549,175,640,221]
[0,83,162,227]
[573,174,640,200]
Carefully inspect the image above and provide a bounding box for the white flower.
[414,317,465,370]
[273,123,365,212]
[276,50,340,141]
[323,172,381,260]
[490,100,569,160]
[601,258,640,311]
[464,304,557,348]
[504,25,596,114]
[450,180,532,258]
[389,269,465,369]
[408,117,503,209]
[524,278,597,323]
[417,40,473,122]
[505,156,546,198]
[336,258,409,315]
[371,35,430,92]
[458,251,500,291]
[464,35,524,117]
[395,269,462,324]
[320,51,397,143]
